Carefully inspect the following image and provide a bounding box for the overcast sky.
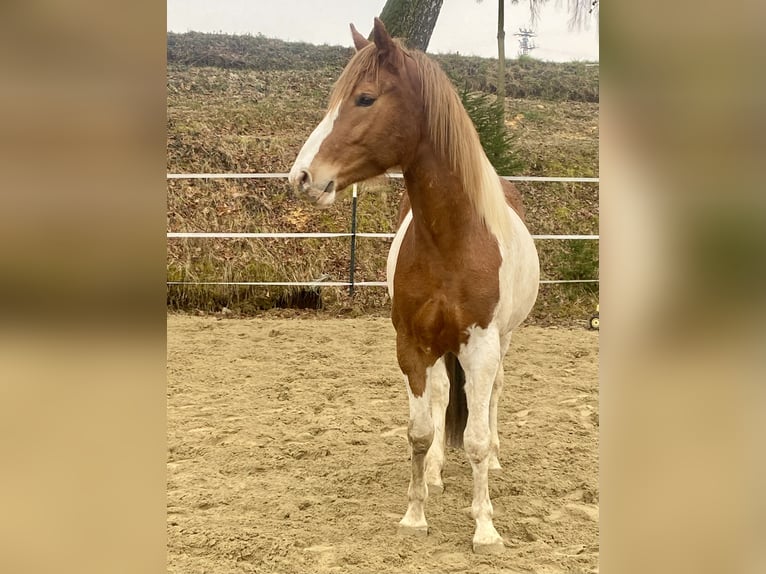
[167,1,599,62]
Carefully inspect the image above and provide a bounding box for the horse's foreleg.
[460,326,505,554]
[489,335,512,471]
[398,372,434,537]
[424,358,449,493]
[487,364,504,471]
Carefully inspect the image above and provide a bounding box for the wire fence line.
[167,280,598,287]
[167,232,598,240]
[167,172,599,183]
[167,175,599,289]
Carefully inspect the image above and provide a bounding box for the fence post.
[348,184,358,297]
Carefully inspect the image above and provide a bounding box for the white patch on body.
[493,203,540,335]
[386,209,413,300]
[288,104,341,185]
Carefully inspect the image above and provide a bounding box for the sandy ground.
[167,314,599,574]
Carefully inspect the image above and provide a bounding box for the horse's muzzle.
[289,168,337,209]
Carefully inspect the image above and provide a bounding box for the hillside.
[166,32,599,325]
[167,32,599,102]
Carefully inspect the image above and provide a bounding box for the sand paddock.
[167,314,598,573]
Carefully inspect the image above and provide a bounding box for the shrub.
[460,89,524,175]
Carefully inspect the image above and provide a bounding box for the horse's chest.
[388,223,502,355]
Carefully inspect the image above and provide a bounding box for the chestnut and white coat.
[289,18,539,554]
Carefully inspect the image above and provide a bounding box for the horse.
[288,18,540,554]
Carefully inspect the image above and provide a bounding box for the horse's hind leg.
[489,335,512,471]
[460,325,505,554]
[424,358,448,493]
[398,372,434,537]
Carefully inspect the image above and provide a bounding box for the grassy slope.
[166,33,599,325]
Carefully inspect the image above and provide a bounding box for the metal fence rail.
[167,173,599,183]
[167,175,600,291]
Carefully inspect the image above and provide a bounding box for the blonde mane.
[329,43,512,244]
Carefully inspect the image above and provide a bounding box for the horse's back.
[500,179,527,225]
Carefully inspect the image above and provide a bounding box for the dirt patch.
[167,314,598,573]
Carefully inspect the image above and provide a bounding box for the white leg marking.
[288,104,340,184]
[459,324,505,554]
[398,376,433,537]
[425,359,449,493]
[489,334,512,471]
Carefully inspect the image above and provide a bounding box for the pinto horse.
[288,18,539,554]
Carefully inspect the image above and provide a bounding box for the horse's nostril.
[299,170,311,187]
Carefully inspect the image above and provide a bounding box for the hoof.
[398,523,429,538]
[488,456,502,471]
[427,482,444,495]
[473,539,505,555]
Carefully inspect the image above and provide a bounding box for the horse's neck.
[402,143,485,249]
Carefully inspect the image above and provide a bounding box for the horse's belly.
[495,207,540,333]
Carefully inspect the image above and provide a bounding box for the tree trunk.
[497,0,506,102]
[378,0,444,52]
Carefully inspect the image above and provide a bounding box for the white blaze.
[288,104,341,185]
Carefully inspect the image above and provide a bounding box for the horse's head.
[288,18,422,208]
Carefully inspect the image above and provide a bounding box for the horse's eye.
[355,94,376,107]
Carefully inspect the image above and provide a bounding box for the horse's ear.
[372,17,404,70]
[350,23,370,52]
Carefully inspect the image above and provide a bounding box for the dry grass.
[166,34,599,325]
[167,32,598,102]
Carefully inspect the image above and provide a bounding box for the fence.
[167,173,599,294]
